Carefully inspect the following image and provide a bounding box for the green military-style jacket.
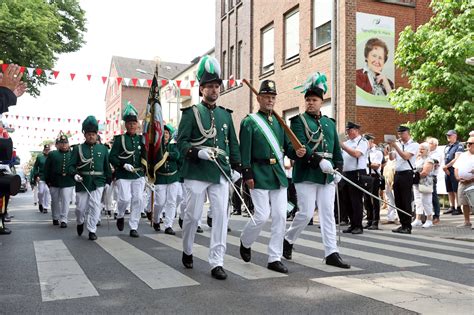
[109,133,145,180]
[240,111,291,190]
[155,139,180,185]
[68,142,112,192]
[44,150,75,188]
[33,154,48,181]
[177,102,241,184]
[288,112,343,184]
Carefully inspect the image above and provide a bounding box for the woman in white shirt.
[412,142,435,228]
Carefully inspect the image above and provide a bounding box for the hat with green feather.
[196,55,222,86]
[164,124,175,135]
[56,131,69,144]
[123,101,139,122]
[295,72,328,100]
[82,115,99,134]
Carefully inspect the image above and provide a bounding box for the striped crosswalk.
[32,226,473,305]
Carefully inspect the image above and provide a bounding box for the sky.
[5,0,215,163]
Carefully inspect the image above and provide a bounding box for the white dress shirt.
[342,135,368,172]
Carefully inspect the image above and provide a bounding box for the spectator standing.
[427,137,442,224]
[453,136,474,228]
[363,134,383,230]
[443,130,464,215]
[411,143,435,228]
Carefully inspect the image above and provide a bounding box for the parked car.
[14,168,27,192]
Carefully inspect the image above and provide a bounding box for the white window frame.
[313,0,332,49]
[261,25,274,73]
[284,9,300,62]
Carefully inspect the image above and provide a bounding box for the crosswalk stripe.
[301,231,473,264]
[145,234,287,280]
[256,231,426,268]
[219,231,362,272]
[311,271,474,315]
[34,240,99,302]
[376,229,474,247]
[351,232,473,255]
[96,237,199,289]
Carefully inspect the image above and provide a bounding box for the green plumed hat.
[123,101,139,122]
[295,72,328,100]
[164,124,175,135]
[82,115,98,133]
[56,131,68,143]
[196,55,222,86]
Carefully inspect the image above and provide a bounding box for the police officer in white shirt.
[387,125,419,234]
[363,133,384,230]
[340,122,368,234]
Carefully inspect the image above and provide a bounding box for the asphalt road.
[1,191,473,314]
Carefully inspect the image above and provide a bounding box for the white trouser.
[103,183,116,212]
[38,180,51,209]
[154,182,179,228]
[33,185,38,203]
[240,187,287,263]
[413,185,433,216]
[182,177,229,269]
[116,178,146,230]
[75,187,104,233]
[50,186,74,223]
[177,182,202,226]
[385,184,398,221]
[286,182,338,257]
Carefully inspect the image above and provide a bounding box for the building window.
[284,8,299,62]
[229,46,234,78]
[261,25,274,73]
[283,107,299,125]
[237,41,243,79]
[313,0,332,49]
[222,51,227,89]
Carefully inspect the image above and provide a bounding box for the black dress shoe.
[141,212,147,219]
[182,252,193,269]
[39,204,43,212]
[106,210,112,216]
[77,224,84,236]
[153,223,161,232]
[342,227,354,233]
[117,218,124,231]
[146,211,152,221]
[130,230,139,238]
[43,209,48,214]
[308,218,314,226]
[443,207,454,215]
[164,227,175,235]
[283,239,293,260]
[89,232,97,241]
[96,221,101,227]
[196,226,203,233]
[325,252,350,269]
[452,208,463,215]
[125,209,130,215]
[231,210,241,215]
[227,227,232,232]
[114,213,117,219]
[363,221,372,229]
[368,222,379,230]
[240,241,251,262]
[53,219,59,226]
[207,216,212,227]
[211,266,227,280]
[0,227,12,235]
[267,261,288,273]
[178,218,183,229]
[392,226,411,234]
[351,227,363,234]
[60,222,67,228]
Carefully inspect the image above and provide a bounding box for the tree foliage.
[390,0,474,142]
[0,0,87,96]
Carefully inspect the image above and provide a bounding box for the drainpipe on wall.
[249,0,254,113]
[331,0,338,123]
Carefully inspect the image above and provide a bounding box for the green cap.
[82,115,98,133]
[123,101,139,122]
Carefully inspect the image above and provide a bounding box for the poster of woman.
[356,13,395,108]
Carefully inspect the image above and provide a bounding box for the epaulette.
[180,104,195,112]
[289,114,300,121]
[218,106,233,113]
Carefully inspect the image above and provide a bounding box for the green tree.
[0,0,87,96]
[390,0,474,142]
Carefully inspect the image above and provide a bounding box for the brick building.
[104,56,188,140]
[216,0,433,140]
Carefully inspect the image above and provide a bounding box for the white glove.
[197,149,213,160]
[124,163,135,172]
[319,159,334,174]
[333,173,342,184]
[231,170,240,183]
[74,174,83,182]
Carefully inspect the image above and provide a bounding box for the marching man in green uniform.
[152,124,180,234]
[33,144,51,213]
[109,102,146,238]
[69,116,112,240]
[44,132,75,228]
[177,55,241,280]
[282,73,350,269]
[239,80,306,273]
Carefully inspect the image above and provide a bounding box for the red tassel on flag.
[35,68,42,76]
[70,73,76,80]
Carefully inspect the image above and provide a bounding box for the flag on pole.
[141,68,168,182]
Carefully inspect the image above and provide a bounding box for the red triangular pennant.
[53,71,59,79]
[161,79,167,86]
[229,79,235,87]
[1,64,8,73]
[190,80,195,87]
[20,66,25,73]
[117,77,122,85]
[147,79,152,87]
[26,116,30,120]
[48,118,51,122]
[115,119,119,124]
[176,80,182,88]
[70,73,76,80]
[58,118,61,122]
[87,74,91,81]
[35,68,43,76]
[68,118,71,122]
[102,76,107,84]
[15,115,19,119]
[131,78,138,86]
[37,117,40,121]
[106,119,110,124]
[4,114,8,118]
[77,119,81,123]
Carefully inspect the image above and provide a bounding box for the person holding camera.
[411,143,435,228]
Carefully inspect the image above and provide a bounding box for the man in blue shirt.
[443,130,464,215]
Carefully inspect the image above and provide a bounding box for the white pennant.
[222,80,228,89]
[27,67,34,77]
[44,70,52,78]
[123,78,131,86]
[236,79,242,86]
[138,78,146,87]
